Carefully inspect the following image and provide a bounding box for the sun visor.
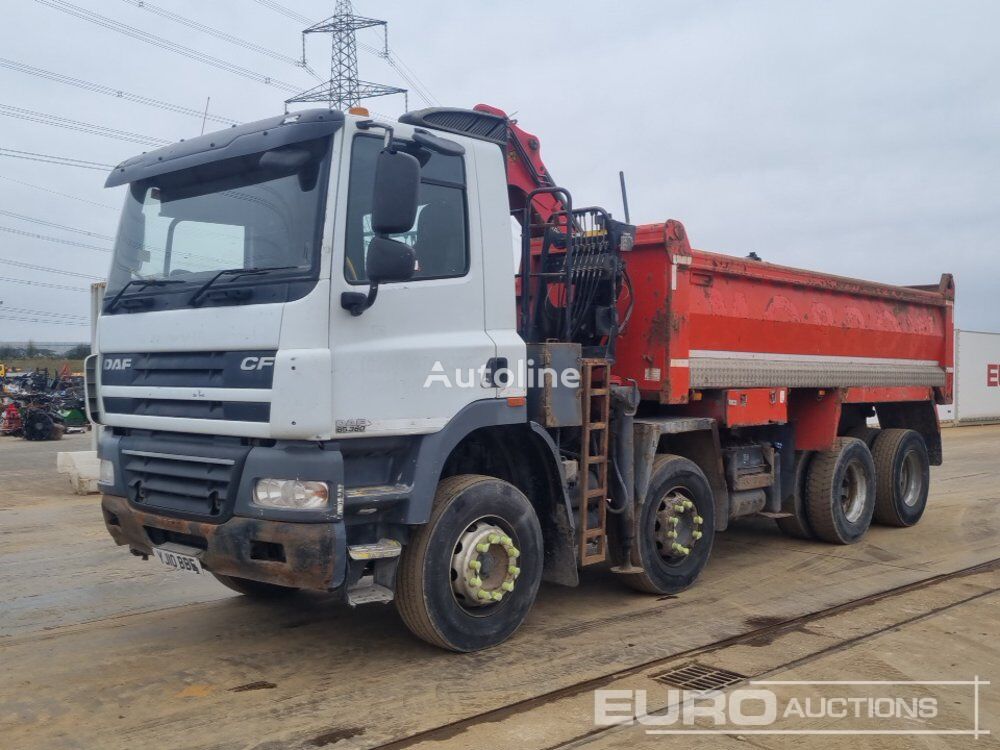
[105,109,345,188]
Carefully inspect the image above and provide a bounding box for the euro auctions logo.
[595,677,990,738]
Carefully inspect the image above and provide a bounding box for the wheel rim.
[840,461,869,522]
[653,487,705,565]
[898,449,924,507]
[450,518,521,611]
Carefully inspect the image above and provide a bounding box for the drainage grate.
[651,662,748,691]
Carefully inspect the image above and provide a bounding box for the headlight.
[99,459,115,485]
[253,478,329,510]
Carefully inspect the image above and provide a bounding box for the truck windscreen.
[106,137,330,300]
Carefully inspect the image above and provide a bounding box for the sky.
[0,0,997,343]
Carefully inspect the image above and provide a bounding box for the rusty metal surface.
[101,494,342,591]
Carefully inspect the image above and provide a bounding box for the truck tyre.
[212,573,299,598]
[871,429,930,527]
[775,451,815,539]
[22,409,54,441]
[805,437,876,544]
[395,475,543,652]
[618,455,715,595]
[846,425,880,448]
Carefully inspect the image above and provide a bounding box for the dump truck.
[88,105,954,651]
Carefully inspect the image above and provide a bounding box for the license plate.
[153,547,204,575]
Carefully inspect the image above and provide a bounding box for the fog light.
[99,459,115,485]
[253,478,329,510]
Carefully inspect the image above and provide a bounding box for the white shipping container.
[953,329,1000,423]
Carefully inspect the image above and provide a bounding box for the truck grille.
[100,350,276,389]
[104,398,270,422]
[122,448,242,520]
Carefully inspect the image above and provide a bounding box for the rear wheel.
[212,573,299,598]
[805,437,876,544]
[871,429,930,527]
[846,425,880,448]
[395,475,543,652]
[618,455,715,595]
[775,451,816,539]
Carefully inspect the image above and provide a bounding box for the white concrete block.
[56,451,101,495]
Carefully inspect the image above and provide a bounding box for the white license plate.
[153,547,204,575]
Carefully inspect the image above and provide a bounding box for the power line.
[36,0,303,94]
[0,226,111,254]
[251,0,311,25]
[359,32,438,107]
[0,147,113,171]
[122,0,309,71]
[0,276,89,292]
[0,209,115,241]
[0,57,238,126]
[0,317,87,327]
[0,103,169,147]
[0,174,118,211]
[0,305,87,320]
[0,256,104,280]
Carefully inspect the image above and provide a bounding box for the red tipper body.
[614,220,954,449]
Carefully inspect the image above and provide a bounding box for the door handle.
[484,357,508,387]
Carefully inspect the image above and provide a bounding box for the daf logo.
[240,356,276,371]
[103,357,132,371]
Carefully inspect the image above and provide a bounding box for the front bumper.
[102,494,346,591]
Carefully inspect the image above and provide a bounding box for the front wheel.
[618,455,716,595]
[395,475,544,652]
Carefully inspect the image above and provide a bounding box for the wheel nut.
[508,565,520,577]
[667,530,678,539]
[673,503,684,512]
[469,560,482,571]
[478,590,492,600]
[692,530,703,540]
[668,517,679,526]
[491,591,503,602]
[469,576,482,587]
[683,500,694,510]
[476,543,490,553]
[488,533,501,544]
[693,515,704,524]
[508,547,520,558]
[500,535,512,545]
[501,581,514,592]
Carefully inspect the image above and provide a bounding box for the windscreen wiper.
[189,266,297,307]
[106,278,184,312]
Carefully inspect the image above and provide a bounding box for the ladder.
[578,358,610,565]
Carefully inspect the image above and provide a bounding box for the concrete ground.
[1,427,997,750]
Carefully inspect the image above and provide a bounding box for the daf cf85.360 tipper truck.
[89,105,954,651]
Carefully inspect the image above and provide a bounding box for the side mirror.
[341,237,416,316]
[367,236,415,284]
[371,149,420,235]
[342,149,421,316]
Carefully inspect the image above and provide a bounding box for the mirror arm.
[357,119,395,150]
[340,283,379,317]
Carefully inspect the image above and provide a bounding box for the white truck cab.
[92,109,568,651]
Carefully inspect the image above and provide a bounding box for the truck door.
[330,128,498,438]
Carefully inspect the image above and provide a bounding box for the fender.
[391,399,526,525]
